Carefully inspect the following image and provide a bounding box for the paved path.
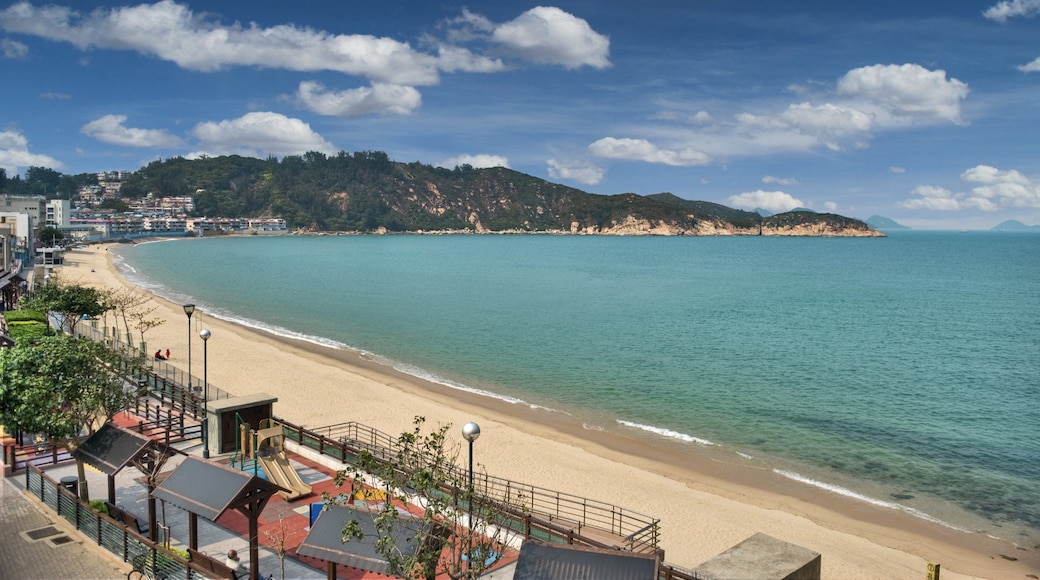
[1,476,128,580]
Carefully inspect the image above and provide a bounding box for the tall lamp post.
[183,304,195,391]
[199,328,211,459]
[461,422,481,529]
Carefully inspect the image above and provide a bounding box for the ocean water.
[111,232,1040,545]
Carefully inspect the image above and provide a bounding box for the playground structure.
[237,418,312,501]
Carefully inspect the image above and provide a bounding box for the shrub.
[4,309,48,323]
[89,500,109,515]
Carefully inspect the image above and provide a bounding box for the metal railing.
[278,417,661,554]
[75,323,234,401]
[23,463,215,580]
[54,327,726,578]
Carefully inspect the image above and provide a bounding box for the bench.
[187,548,239,580]
[105,502,148,536]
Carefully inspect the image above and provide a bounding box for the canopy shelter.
[297,505,442,580]
[513,540,660,580]
[152,456,282,580]
[72,422,153,506]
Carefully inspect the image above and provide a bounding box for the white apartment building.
[46,198,71,227]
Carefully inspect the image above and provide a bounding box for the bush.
[4,309,48,323]
[89,500,108,515]
[6,321,50,343]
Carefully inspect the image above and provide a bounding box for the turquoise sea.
[112,232,1040,546]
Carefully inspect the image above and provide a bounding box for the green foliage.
[38,226,64,245]
[98,198,130,213]
[0,335,145,445]
[3,310,48,323]
[20,282,108,335]
[6,320,51,343]
[327,417,524,580]
[89,499,108,514]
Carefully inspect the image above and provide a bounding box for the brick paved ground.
[1,476,128,580]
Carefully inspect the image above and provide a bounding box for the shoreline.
[60,241,1037,579]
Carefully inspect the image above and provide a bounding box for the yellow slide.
[254,422,312,501]
[257,451,312,501]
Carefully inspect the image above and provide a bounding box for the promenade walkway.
[1,476,127,579]
[29,428,328,580]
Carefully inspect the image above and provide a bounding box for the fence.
[61,326,714,578]
[23,463,217,580]
[278,417,662,555]
[4,440,73,474]
[76,322,234,401]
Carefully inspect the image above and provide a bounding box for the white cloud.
[0,0,442,85]
[983,0,1040,22]
[437,154,509,169]
[727,190,804,213]
[899,185,963,211]
[588,137,710,166]
[823,201,839,212]
[547,159,605,185]
[1,36,27,58]
[890,166,906,174]
[1018,56,1040,72]
[491,6,610,69]
[591,63,966,168]
[189,112,335,158]
[0,128,63,174]
[433,44,505,73]
[762,175,797,186]
[81,114,184,148]
[690,111,714,125]
[960,165,1040,208]
[900,165,1040,210]
[837,64,969,124]
[297,81,422,118]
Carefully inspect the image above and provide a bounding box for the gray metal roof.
[513,540,659,580]
[297,505,436,575]
[72,422,153,476]
[151,456,281,520]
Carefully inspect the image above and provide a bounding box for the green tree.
[99,198,130,213]
[20,279,109,336]
[0,335,146,498]
[38,225,64,246]
[326,417,526,580]
[25,166,63,196]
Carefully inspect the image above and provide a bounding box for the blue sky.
[2,1,1038,229]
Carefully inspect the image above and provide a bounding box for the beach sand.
[55,242,1038,579]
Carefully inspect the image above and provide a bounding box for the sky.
[1,1,1039,229]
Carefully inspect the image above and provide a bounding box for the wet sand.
[55,241,1038,579]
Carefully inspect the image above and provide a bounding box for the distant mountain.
[867,215,910,230]
[790,207,816,213]
[991,220,1040,232]
[755,208,772,217]
[118,153,883,237]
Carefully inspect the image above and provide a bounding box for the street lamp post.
[461,422,481,529]
[200,328,211,459]
[183,304,195,391]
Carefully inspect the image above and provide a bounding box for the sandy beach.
[54,241,1037,580]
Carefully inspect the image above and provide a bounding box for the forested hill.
[118,151,882,237]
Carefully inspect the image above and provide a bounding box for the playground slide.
[257,452,312,501]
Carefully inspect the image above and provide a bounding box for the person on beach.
[154,350,165,360]
[165,348,171,359]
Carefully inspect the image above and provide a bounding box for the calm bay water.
[112,232,1040,545]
